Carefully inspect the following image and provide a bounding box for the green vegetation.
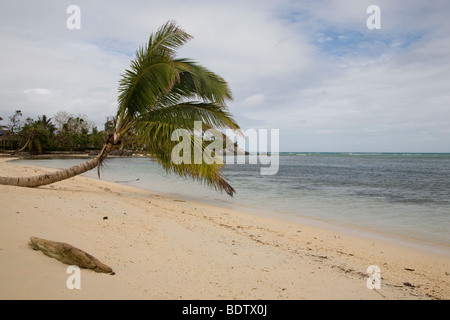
[0,110,117,153]
[0,21,240,196]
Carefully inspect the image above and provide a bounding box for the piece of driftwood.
[28,236,113,274]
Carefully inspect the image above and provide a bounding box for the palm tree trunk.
[16,140,29,153]
[0,141,115,188]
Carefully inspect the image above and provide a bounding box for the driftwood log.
[28,236,113,274]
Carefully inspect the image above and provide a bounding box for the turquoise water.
[14,153,450,246]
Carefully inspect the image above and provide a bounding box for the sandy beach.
[0,157,449,300]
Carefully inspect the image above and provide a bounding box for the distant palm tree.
[17,121,49,154]
[0,21,240,196]
[17,115,55,153]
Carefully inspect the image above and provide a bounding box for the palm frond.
[117,21,193,122]
[148,20,193,58]
[141,124,235,196]
[139,102,239,132]
[114,21,240,196]
[169,59,233,105]
[117,60,177,119]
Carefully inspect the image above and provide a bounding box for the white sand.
[0,158,449,300]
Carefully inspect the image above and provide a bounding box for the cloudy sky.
[1,0,449,152]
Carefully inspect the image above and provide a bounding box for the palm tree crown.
[109,21,240,196]
[0,21,240,196]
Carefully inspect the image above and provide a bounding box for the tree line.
[0,110,120,153]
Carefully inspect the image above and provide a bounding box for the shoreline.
[145,184,450,258]
[0,158,449,299]
[9,153,450,250]
[10,154,450,251]
[241,203,450,258]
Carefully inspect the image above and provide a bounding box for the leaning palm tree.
[16,121,50,154]
[0,21,240,196]
[16,115,56,154]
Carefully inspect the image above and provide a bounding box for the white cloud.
[0,0,449,152]
[242,94,266,108]
[23,88,51,95]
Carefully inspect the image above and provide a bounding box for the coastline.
[0,158,449,299]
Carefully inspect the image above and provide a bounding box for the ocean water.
[14,153,450,246]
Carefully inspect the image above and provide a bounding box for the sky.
[0,0,449,152]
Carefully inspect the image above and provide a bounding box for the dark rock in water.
[110,149,134,156]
